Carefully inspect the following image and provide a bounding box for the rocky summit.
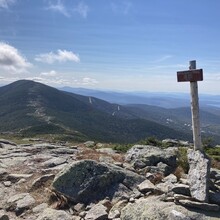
[0,139,220,220]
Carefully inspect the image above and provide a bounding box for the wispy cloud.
[0,0,15,9]
[0,42,32,74]
[152,55,173,63]
[111,0,132,15]
[81,77,98,85]
[40,70,57,77]
[204,72,220,81]
[26,75,96,87]
[46,0,70,17]
[73,1,89,18]
[35,49,80,64]
[46,0,89,18]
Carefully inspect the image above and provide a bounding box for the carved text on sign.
[177,69,203,82]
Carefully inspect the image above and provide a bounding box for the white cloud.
[0,42,32,74]
[26,76,44,82]
[35,49,80,64]
[81,77,98,85]
[0,76,20,83]
[73,2,89,18]
[0,0,15,9]
[46,0,70,17]
[40,70,57,77]
[46,0,89,18]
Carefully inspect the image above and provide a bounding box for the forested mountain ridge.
[0,80,191,143]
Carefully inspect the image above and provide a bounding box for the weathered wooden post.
[177,60,203,151]
[177,60,210,202]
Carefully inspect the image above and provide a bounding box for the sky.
[0,0,220,94]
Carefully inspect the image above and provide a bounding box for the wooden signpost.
[177,60,203,151]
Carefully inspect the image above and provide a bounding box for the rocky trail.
[0,139,220,220]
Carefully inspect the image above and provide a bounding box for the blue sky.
[0,0,220,94]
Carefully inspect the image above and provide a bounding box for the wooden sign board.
[177,69,203,82]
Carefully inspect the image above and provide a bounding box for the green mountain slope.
[125,104,220,143]
[0,80,191,143]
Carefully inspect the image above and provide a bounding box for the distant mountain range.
[61,87,220,109]
[0,80,220,144]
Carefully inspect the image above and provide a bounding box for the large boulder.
[52,160,145,204]
[125,145,177,175]
[187,150,210,202]
[121,196,220,220]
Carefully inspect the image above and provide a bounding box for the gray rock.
[32,143,57,149]
[137,179,156,193]
[51,148,78,154]
[0,139,17,146]
[32,203,48,213]
[42,163,67,171]
[169,210,191,220]
[109,200,128,218]
[3,181,11,187]
[96,148,116,154]
[1,152,31,158]
[179,178,189,185]
[7,173,33,183]
[146,172,154,180]
[120,196,209,220]
[72,216,81,220]
[36,208,72,220]
[0,168,8,181]
[210,168,220,181]
[156,181,174,194]
[114,162,123,167]
[172,184,190,196]
[108,209,120,219]
[125,145,176,175]
[84,141,95,148]
[174,194,194,201]
[0,156,27,167]
[162,138,179,146]
[99,155,115,163]
[156,162,172,176]
[163,174,177,183]
[85,203,108,220]
[0,210,9,220]
[79,211,86,218]
[7,193,35,215]
[187,150,210,202]
[133,160,147,169]
[52,160,145,204]
[74,203,85,212]
[0,183,6,200]
[209,191,220,205]
[216,180,220,186]
[41,157,67,168]
[31,174,55,190]
[178,199,219,212]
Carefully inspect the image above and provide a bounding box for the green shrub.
[138,136,162,147]
[112,144,132,153]
[177,147,189,173]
